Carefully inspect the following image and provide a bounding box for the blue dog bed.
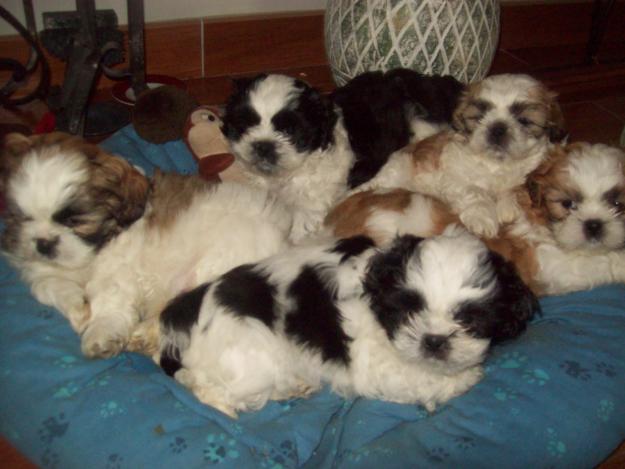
[1,126,624,468]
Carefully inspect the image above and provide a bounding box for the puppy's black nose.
[36,237,59,258]
[422,334,450,358]
[252,140,278,164]
[583,219,604,240]
[487,121,509,148]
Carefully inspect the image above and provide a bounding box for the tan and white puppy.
[358,73,567,238]
[0,132,292,358]
[327,143,625,296]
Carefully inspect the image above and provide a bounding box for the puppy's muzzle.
[35,236,60,258]
[487,121,510,151]
[251,140,279,173]
[422,334,450,360]
[583,219,604,241]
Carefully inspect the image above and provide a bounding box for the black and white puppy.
[159,227,538,418]
[221,71,464,240]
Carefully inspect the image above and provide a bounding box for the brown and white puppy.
[327,143,625,296]
[0,132,292,358]
[359,73,567,238]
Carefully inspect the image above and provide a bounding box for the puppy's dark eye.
[517,117,532,127]
[603,188,623,211]
[53,207,85,228]
[61,216,83,228]
[561,199,577,210]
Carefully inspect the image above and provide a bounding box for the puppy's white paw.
[81,317,129,359]
[460,204,499,238]
[496,196,522,224]
[127,318,160,356]
[67,300,91,334]
[192,381,239,419]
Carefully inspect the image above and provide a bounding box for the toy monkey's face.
[221,74,335,176]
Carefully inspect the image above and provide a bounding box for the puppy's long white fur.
[161,229,513,418]
[81,182,292,357]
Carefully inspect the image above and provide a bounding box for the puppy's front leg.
[537,244,625,295]
[452,188,499,238]
[31,277,90,333]
[81,275,140,359]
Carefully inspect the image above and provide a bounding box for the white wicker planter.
[324,0,500,86]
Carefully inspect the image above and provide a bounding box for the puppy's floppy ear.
[451,83,478,135]
[364,235,425,338]
[297,82,338,150]
[526,144,570,208]
[544,90,568,143]
[0,133,32,193]
[478,251,539,343]
[84,143,150,227]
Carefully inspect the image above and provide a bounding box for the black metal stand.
[46,0,147,136]
[585,0,617,65]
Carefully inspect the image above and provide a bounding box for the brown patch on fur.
[88,148,151,229]
[326,189,413,241]
[409,131,452,175]
[451,82,483,135]
[328,184,547,295]
[146,170,218,230]
[527,85,567,143]
[429,198,459,234]
[484,229,541,294]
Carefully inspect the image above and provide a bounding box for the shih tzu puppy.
[159,228,538,418]
[220,71,463,240]
[359,73,567,238]
[327,143,625,296]
[0,132,292,357]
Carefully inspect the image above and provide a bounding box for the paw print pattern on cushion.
[597,399,615,422]
[522,368,550,386]
[169,437,188,454]
[595,362,617,378]
[105,453,124,469]
[454,436,476,451]
[203,433,240,465]
[546,428,567,459]
[428,447,451,462]
[38,413,69,444]
[560,360,592,381]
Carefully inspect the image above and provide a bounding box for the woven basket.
[324,0,500,86]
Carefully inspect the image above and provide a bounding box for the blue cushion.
[1,127,624,468]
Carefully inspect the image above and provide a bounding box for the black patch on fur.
[272,79,337,152]
[330,235,376,263]
[160,348,182,377]
[363,235,426,339]
[160,282,211,333]
[332,68,464,188]
[214,264,277,328]
[221,74,265,142]
[285,264,351,365]
[455,251,540,344]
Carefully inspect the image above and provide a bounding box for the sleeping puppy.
[159,228,538,418]
[327,143,625,296]
[220,71,463,240]
[360,73,567,238]
[0,132,292,357]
